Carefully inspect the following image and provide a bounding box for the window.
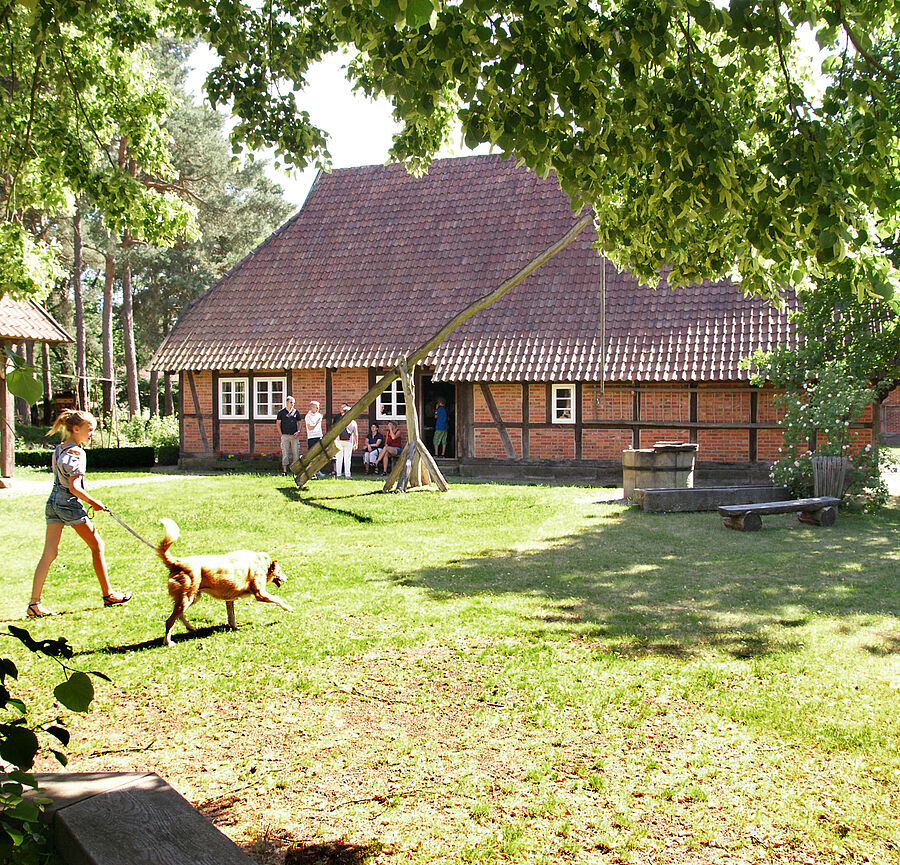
[219,378,249,419]
[552,383,576,424]
[254,377,286,419]
[376,377,407,420]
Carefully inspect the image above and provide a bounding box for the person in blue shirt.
[433,397,449,457]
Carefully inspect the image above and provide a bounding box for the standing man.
[276,396,301,475]
[305,400,326,479]
[332,403,359,479]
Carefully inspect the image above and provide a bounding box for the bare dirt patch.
[45,640,899,865]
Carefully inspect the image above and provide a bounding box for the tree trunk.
[291,210,593,487]
[101,252,115,416]
[149,370,159,417]
[163,372,174,416]
[41,341,52,425]
[72,208,89,410]
[25,342,38,424]
[12,343,29,424]
[121,240,141,417]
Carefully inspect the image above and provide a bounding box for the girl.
[374,421,402,476]
[27,409,132,617]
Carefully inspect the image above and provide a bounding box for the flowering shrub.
[755,360,891,509]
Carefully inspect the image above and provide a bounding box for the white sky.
[186,31,827,209]
[186,46,486,208]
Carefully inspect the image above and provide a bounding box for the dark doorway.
[421,376,456,459]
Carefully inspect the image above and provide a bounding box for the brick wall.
[475,427,522,459]
[582,386,631,420]
[290,369,326,413]
[757,428,785,461]
[254,422,281,454]
[641,389,690,422]
[757,388,785,423]
[582,428,633,459]
[884,386,900,434]
[474,383,522,423]
[640,429,691,449]
[181,371,213,453]
[332,368,369,414]
[529,428,575,459]
[697,388,750,422]
[219,423,250,453]
[529,384,546,422]
[179,369,881,465]
[698,429,749,461]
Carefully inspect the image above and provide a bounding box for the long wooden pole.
[292,210,594,486]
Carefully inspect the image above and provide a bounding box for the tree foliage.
[0,0,196,300]
[170,0,900,303]
[4,0,900,306]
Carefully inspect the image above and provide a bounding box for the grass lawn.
[2,471,899,865]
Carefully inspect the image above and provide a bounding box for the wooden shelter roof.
[0,296,73,344]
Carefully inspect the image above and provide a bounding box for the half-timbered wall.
[180,369,877,463]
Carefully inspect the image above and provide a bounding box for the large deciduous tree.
[0,0,196,301]
[171,0,900,305]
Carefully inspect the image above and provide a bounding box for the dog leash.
[103,508,157,551]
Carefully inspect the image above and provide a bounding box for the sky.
[186,46,486,208]
[186,33,826,209]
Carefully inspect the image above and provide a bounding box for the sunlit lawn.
[2,469,899,864]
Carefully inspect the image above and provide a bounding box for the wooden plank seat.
[718,497,841,532]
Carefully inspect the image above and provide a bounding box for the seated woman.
[362,423,385,474]
[374,421,402,475]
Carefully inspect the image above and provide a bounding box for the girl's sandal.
[26,601,57,617]
[103,591,133,607]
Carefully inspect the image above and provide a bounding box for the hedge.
[15,447,156,469]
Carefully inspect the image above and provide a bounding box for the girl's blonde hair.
[48,408,96,439]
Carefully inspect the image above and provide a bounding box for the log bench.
[718,497,841,532]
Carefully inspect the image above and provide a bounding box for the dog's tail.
[157,517,181,563]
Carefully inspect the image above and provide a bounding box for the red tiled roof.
[150,154,794,382]
[0,297,73,343]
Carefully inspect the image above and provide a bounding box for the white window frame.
[551,383,576,424]
[376,377,407,421]
[219,377,249,420]
[254,377,287,420]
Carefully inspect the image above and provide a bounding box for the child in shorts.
[26,409,132,617]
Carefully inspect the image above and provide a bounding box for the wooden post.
[383,360,449,492]
[1,344,14,486]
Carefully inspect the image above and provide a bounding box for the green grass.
[2,471,899,864]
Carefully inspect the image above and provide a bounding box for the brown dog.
[157,518,292,646]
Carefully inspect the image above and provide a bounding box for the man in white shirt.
[305,400,326,479]
[333,403,358,479]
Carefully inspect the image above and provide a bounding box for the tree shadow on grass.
[388,504,900,659]
[284,841,383,865]
[278,486,379,523]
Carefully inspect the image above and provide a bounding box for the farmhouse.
[150,154,879,480]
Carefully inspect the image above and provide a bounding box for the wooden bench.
[718,497,841,532]
[21,771,254,865]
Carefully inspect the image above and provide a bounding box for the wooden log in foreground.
[290,210,594,489]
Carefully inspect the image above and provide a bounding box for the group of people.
[275,397,404,479]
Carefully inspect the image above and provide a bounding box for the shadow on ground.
[384,502,900,659]
[284,841,383,865]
